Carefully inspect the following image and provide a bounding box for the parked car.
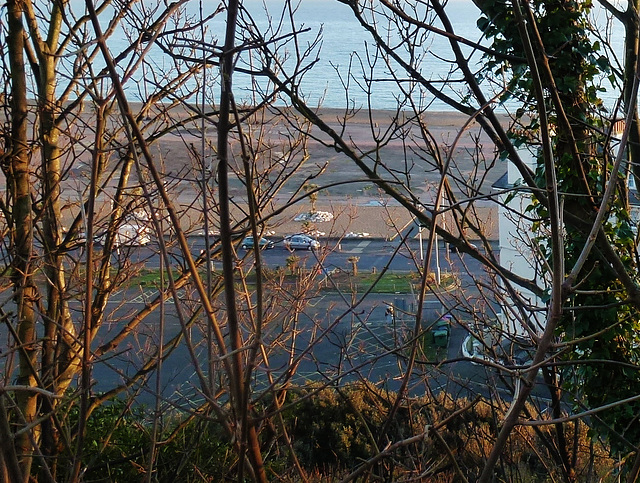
[283,234,320,251]
[241,236,275,249]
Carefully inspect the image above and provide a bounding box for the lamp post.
[435,226,441,285]
[419,221,441,285]
[418,186,447,285]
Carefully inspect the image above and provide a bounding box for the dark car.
[241,236,275,250]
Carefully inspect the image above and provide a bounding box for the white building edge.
[494,145,547,339]
[493,120,630,341]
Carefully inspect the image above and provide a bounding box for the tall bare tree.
[0,0,317,479]
[4,0,640,481]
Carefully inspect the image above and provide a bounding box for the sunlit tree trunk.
[23,2,79,469]
[7,1,38,479]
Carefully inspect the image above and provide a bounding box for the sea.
[90,0,624,112]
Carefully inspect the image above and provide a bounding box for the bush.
[61,400,234,482]
[58,385,617,482]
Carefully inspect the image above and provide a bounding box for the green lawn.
[122,267,456,295]
[321,270,456,293]
[323,271,417,293]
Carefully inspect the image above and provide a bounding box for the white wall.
[497,146,547,337]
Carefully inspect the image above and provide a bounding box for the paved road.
[91,276,551,409]
[3,236,550,409]
[116,236,494,276]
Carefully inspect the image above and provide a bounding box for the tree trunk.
[218,0,267,479]
[7,1,38,479]
[24,1,78,469]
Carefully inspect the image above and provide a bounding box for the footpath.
[234,198,499,242]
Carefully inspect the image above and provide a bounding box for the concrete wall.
[497,145,546,337]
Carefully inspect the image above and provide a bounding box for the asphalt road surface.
[1,235,551,410]
[85,237,552,409]
[113,236,492,275]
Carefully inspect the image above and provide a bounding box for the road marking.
[308,295,326,307]
[110,288,190,304]
[347,240,371,254]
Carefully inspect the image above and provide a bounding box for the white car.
[283,234,320,251]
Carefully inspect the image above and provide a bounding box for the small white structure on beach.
[114,222,151,247]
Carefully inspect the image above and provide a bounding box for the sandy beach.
[159,107,503,240]
[65,106,503,241]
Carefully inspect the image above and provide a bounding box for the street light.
[418,221,441,285]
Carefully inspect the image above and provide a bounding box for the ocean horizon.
[80,0,624,113]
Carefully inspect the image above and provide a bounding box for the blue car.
[241,236,275,250]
